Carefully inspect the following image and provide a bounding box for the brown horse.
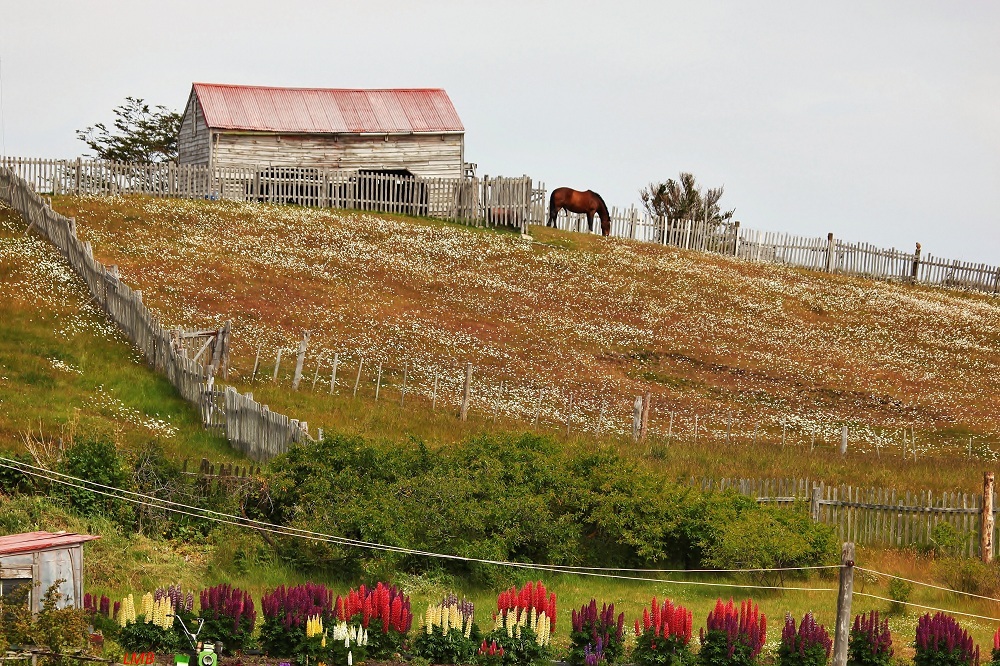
[548,187,611,236]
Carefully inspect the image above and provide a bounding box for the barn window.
[1,577,31,596]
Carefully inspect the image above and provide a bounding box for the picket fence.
[0,156,545,231]
[553,206,1000,294]
[698,477,995,558]
[0,166,307,461]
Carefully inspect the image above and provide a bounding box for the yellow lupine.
[141,592,154,622]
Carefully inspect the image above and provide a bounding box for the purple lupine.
[852,611,893,659]
[584,638,606,666]
[915,613,979,666]
[781,613,832,660]
[261,583,336,629]
[99,595,111,617]
[200,584,257,632]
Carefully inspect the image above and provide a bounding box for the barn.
[0,530,100,611]
[177,83,466,180]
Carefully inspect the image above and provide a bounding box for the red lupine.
[338,582,412,633]
[700,598,767,660]
[494,581,557,629]
[637,597,693,645]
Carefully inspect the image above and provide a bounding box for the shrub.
[632,597,695,666]
[336,582,413,660]
[704,508,838,584]
[568,600,625,666]
[778,613,832,666]
[848,611,892,666]
[483,581,555,666]
[935,558,1000,598]
[59,438,131,518]
[698,599,767,666]
[886,578,912,614]
[199,584,255,654]
[413,595,480,665]
[914,613,979,666]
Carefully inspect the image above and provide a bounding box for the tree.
[76,96,181,163]
[639,172,735,223]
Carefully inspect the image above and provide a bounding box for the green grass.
[0,199,234,462]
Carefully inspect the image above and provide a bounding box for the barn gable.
[177,83,466,178]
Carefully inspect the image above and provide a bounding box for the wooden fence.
[551,202,1000,295]
[697,477,995,558]
[0,156,545,231]
[0,166,307,461]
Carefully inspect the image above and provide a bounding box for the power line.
[853,592,1000,622]
[0,456,836,591]
[856,566,1000,604]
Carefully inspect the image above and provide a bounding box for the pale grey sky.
[2,1,998,262]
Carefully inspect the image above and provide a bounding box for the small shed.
[0,530,100,611]
[177,83,466,179]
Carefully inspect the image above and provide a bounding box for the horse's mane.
[591,191,610,218]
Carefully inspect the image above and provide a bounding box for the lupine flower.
[700,598,767,661]
[780,613,832,661]
[850,611,893,662]
[201,583,257,633]
[915,613,979,666]
[638,597,693,644]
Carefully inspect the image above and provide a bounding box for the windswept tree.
[639,172,735,224]
[76,97,181,163]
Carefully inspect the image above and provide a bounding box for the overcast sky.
[2,1,998,262]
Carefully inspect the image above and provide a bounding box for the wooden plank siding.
[209,132,464,180]
[177,91,211,167]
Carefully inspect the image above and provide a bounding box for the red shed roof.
[191,83,465,134]
[0,531,100,556]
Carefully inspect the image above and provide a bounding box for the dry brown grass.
[51,195,1000,491]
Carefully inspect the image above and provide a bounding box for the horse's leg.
[587,212,595,233]
[548,205,558,228]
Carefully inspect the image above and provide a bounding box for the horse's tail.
[548,188,557,211]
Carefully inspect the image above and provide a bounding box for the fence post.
[460,363,472,421]
[826,233,835,272]
[911,242,922,281]
[75,157,82,195]
[832,542,855,666]
[810,485,822,521]
[982,472,995,563]
[840,426,848,456]
[639,391,651,442]
[291,331,310,390]
[632,397,642,442]
[731,221,740,256]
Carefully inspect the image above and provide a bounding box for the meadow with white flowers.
[49,195,1000,487]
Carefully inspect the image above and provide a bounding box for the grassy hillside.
[0,199,233,461]
[50,195,1000,491]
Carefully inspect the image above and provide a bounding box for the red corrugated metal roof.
[192,83,465,134]
[0,531,100,556]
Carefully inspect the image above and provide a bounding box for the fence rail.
[0,156,544,231]
[550,204,999,295]
[0,166,307,461]
[698,477,994,558]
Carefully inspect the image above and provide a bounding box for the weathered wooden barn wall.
[0,543,89,611]
[212,132,464,179]
[177,92,210,167]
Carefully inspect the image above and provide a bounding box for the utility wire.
[853,592,1000,622]
[0,457,837,590]
[856,566,1000,604]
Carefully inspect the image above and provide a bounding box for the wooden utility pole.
[982,472,995,563]
[460,363,472,421]
[832,542,855,666]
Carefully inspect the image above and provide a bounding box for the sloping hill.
[0,199,233,460]
[53,195,1000,484]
